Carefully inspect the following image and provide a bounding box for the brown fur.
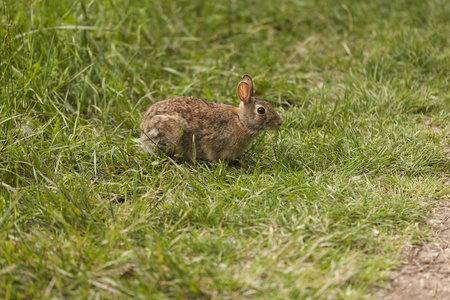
[140,75,282,162]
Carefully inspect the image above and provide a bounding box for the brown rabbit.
[140,74,282,162]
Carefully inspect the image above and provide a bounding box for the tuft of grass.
[1,0,449,298]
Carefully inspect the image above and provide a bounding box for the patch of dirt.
[377,201,450,300]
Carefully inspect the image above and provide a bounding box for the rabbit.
[140,74,282,163]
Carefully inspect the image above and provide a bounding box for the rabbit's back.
[143,97,219,123]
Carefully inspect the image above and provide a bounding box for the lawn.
[1,0,449,298]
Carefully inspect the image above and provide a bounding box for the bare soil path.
[377,200,450,300]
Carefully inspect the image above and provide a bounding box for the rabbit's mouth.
[269,118,282,130]
[274,118,283,128]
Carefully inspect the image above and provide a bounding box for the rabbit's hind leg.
[140,115,190,157]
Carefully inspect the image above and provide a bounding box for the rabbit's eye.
[257,107,266,114]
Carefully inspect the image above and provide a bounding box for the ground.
[1,0,449,298]
[378,135,450,300]
[378,200,450,299]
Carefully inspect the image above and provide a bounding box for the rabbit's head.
[237,75,282,134]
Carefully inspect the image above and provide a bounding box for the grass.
[1,0,449,298]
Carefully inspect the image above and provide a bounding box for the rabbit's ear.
[237,74,254,103]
